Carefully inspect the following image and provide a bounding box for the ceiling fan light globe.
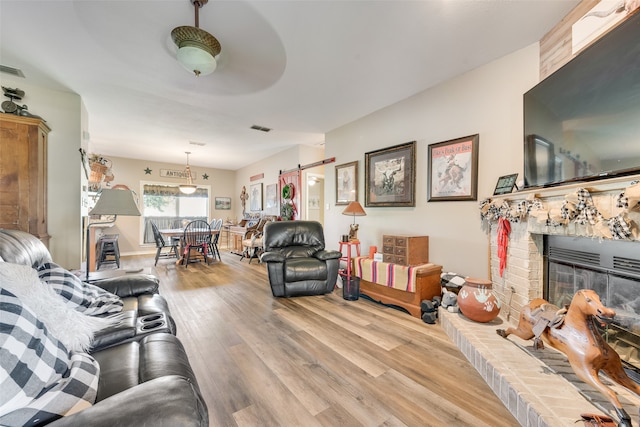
[176,45,217,76]
[171,25,221,77]
[179,184,197,194]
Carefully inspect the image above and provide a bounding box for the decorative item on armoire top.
[2,86,44,119]
[428,134,479,202]
[365,141,416,207]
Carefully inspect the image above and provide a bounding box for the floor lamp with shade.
[86,188,141,281]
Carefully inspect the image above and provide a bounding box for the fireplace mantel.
[483,174,640,326]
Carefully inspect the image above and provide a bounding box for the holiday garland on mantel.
[479,180,640,240]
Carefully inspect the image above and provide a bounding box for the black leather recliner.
[260,220,342,297]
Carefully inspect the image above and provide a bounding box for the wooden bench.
[354,257,442,318]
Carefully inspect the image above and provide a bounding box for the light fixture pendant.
[179,151,197,194]
[171,0,221,77]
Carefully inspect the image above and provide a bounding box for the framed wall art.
[365,141,416,207]
[428,134,479,202]
[264,183,279,215]
[250,183,263,211]
[335,161,358,205]
[214,197,231,210]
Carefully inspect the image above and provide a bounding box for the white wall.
[0,75,84,269]
[324,43,540,278]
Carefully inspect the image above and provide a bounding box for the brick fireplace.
[447,176,640,426]
[464,176,640,427]
[486,177,640,328]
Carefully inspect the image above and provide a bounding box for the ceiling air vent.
[0,65,25,78]
[250,125,271,132]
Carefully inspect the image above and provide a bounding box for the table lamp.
[86,188,141,281]
[342,201,366,242]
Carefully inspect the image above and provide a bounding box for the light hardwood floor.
[121,251,518,427]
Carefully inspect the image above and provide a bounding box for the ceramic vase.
[457,277,501,323]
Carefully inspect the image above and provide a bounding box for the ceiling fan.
[171,0,221,77]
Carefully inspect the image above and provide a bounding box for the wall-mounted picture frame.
[365,141,416,207]
[428,134,479,202]
[214,197,231,210]
[264,183,278,214]
[335,161,358,205]
[493,173,518,195]
[250,183,263,211]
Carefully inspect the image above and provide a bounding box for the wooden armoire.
[0,113,51,247]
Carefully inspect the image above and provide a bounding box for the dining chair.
[182,220,212,267]
[150,221,179,266]
[208,218,224,261]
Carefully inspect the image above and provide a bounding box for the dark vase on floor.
[457,277,501,323]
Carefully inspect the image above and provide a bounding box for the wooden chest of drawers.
[382,235,429,266]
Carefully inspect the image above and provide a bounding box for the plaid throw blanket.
[355,257,428,293]
[0,288,99,426]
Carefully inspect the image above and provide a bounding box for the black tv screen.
[523,11,640,189]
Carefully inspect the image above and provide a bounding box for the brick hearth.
[441,307,640,427]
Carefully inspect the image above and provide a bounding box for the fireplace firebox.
[544,235,640,381]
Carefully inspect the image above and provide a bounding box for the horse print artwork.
[497,289,640,427]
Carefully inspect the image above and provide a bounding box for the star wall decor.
[144,167,152,174]
[202,173,209,180]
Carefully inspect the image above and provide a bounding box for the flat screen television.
[523,10,640,189]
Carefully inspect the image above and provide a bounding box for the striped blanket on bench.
[355,257,431,293]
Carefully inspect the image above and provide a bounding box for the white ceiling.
[0,0,579,170]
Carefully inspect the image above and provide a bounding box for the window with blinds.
[141,184,209,243]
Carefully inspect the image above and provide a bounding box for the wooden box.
[382,235,428,266]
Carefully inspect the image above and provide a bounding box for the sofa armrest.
[314,249,342,261]
[47,376,208,427]
[92,274,159,297]
[260,251,285,263]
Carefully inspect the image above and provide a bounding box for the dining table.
[158,228,220,265]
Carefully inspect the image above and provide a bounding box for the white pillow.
[0,263,117,352]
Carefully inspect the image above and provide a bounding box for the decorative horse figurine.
[496,289,640,427]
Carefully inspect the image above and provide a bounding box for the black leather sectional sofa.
[0,229,208,426]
